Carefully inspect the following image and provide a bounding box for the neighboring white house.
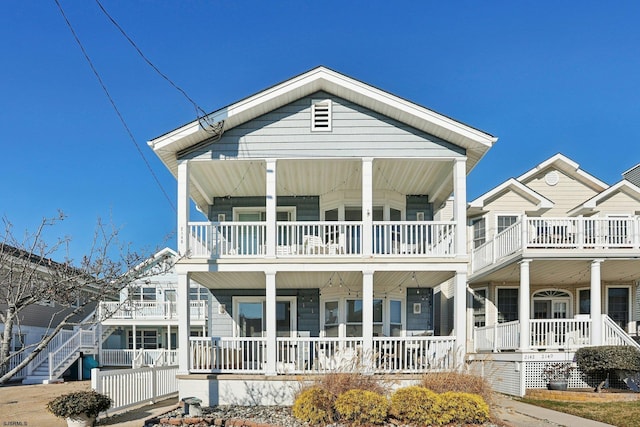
[97,247,211,369]
[148,66,498,404]
[467,154,640,395]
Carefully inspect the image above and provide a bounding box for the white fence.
[91,365,178,413]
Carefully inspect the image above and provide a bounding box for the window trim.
[605,285,632,330]
[232,296,297,338]
[470,216,486,249]
[471,287,488,328]
[495,213,520,235]
[495,286,519,323]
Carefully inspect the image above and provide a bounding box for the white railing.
[190,337,267,373]
[190,336,457,374]
[602,315,640,349]
[2,351,29,379]
[474,320,519,352]
[472,216,640,273]
[25,329,74,375]
[529,318,591,350]
[101,349,179,367]
[99,301,207,321]
[189,222,266,257]
[190,220,459,259]
[48,329,96,379]
[101,349,134,366]
[373,222,456,256]
[91,365,178,413]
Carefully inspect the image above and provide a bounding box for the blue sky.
[1,1,639,261]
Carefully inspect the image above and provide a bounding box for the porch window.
[131,287,156,301]
[578,289,590,315]
[472,288,487,328]
[390,300,402,336]
[128,330,158,349]
[324,301,339,337]
[497,288,518,323]
[471,217,486,249]
[189,286,209,300]
[345,299,383,337]
[235,298,296,338]
[608,287,629,329]
[497,215,518,233]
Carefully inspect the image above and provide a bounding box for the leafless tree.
[0,211,167,383]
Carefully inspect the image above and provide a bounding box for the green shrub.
[334,389,389,426]
[439,391,490,424]
[292,386,336,426]
[389,386,440,425]
[575,346,640,374]
[46,390,111,418]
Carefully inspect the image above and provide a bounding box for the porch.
[474,314,639,352]
[472,216,640,273]
[188,220,457,259]
[98,300,207,321]
[189,335,457,375]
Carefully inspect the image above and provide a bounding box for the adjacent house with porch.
[467,154,640,396]
[148,66,497,404]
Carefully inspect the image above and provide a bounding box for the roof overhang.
[517,153,609,192]
[148,66,497,180]
[569,180,640,216]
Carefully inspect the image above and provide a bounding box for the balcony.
[188,220,457,259]
[98,301,207,321]
[472,216,640,273]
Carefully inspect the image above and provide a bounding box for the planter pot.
[547,380,569,391]
[66,413,96,427]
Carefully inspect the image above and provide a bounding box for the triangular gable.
[569,180,640,216]
[517,153,608,192]
[149,66,497,180]
[468,178,553,215]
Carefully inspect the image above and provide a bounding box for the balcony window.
[471,217,486,248]
[128,330,158,349]
[131,287,156,302]
[497,215,518,233]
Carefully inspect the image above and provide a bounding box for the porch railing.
[474,320,519,352]
[603,315,640,349]
[98,301,207,321]
[189,336,456,374]
[189,220,458,259]
[529,318,591,349]
[472,216,640,273]
[101,349,179,367]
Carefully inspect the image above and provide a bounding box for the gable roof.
[568,180,640,216]
[468,178,554,215]
[517,153,608,192]
[148,66,497,179]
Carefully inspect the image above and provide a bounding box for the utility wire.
[53,0,176,213]
[94,0,207,118]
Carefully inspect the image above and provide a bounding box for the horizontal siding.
[185,92,465,160]
[595,191,639,214]
[525,169,599,216]
[210,196,319,221]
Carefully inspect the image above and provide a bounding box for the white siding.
[524,169,599,216]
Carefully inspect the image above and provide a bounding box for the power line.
[53,0,176,213]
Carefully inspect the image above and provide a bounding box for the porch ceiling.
[470,258,640,286]
[191,270,454,291]
[189,158,453,211]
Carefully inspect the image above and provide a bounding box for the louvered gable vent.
[311,99,332,131]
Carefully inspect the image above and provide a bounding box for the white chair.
[327,233,346,254]
[303,235,326,254]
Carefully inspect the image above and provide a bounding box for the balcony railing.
[189,335,457,374]
[472,216,640,272]
[99,301,207,321]
[188,221,457,259]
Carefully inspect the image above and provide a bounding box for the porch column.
[167,324,171,351]
[362,158,373,256]
[591,260,603,345]
[519,259,531,351]
[177,160,190,256]
[265,270,277,375]
[453,158,467,256]
[132,324,137,353]
[265,159,277,258]
[362,271,374,363]
[177,273,191,375]
[454,271,467,354]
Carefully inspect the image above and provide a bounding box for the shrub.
[334,389,389,426]
[292,386,336,426]
[389,386,440,425]
[316,372,387,397]
[421,371,493,405]
[46,390,112,418]
[576,346,640,374]
[439,391,490,425]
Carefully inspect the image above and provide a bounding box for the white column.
[207,292,214,338]
[132,324,137,352]
[177,160,190,256]
[519,260,531,351]
[167,324,171,351]
[591,260,603,345]
[453,158,467,256]
[454,271,467,355]
[265,160,277,258]
[265,271,277,375]
[177,273,191,375]
[362,158,373,256]
[362,271,374,362]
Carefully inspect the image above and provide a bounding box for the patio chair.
[327,233,346,254]
[303,235,326,254]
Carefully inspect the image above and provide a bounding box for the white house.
[148,66,498,404]
[467,154,640,396]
